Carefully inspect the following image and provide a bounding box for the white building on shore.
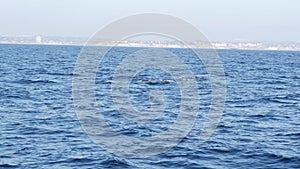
[35,36,42,44]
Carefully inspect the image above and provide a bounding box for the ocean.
[0,44,299,168]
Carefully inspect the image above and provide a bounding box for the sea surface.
[0,44,299,168]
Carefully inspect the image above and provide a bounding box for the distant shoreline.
[1,42,300,52]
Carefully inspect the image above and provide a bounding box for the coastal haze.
[1,0,300,43]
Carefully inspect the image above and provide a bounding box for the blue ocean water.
[0,44,299,168]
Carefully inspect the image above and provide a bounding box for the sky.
[0,0,299,42]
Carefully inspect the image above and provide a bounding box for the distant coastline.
[1,35,300,51]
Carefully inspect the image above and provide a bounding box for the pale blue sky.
[0,0,299,42]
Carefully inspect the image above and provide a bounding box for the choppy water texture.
[0,44,299,168]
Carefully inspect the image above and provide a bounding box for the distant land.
[1,35,300,51]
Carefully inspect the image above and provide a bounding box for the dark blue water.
[0,44,299,168]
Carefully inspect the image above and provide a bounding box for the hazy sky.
[1,0,299,42]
